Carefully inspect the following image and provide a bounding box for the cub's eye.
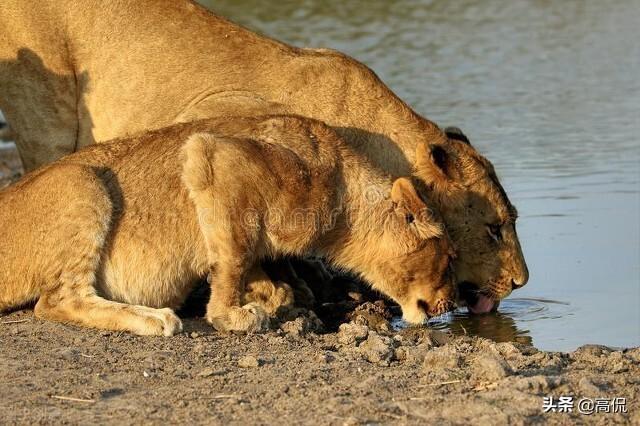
[487,223,502,242]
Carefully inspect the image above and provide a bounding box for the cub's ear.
[391,177,443,239]
[444,126,471,145]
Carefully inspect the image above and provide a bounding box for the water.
[198,0,640,351]
[0,1,637,351]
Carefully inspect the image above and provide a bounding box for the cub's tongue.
[468,294,495,314]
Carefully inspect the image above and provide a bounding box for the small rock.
[192,343,207,355]
[198,367,226,377]
[337,323,369,346]
[143,370,150,378]
[398,328,436,348]
[395,347,408,362]
[578,377,602,395]
[359,333,395,365]
[238,355,262,368]
[348,301,392,331]
[494,342,522,360]
[423,345,463,371]
[280,313,322,337]
[190,332,200,339]
[57,348,80,362]
[472,353,513,381]
[573,344,612,359]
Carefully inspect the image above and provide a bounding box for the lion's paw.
[136,307,183,337]
[207,303,269,333]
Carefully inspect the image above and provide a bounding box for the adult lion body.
[0,0,528,309]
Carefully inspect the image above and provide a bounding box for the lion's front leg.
[202,220,269,333]
[206,258,270,333]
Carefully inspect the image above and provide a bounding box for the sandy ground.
[1,301,638,425]
[1,148,639,425]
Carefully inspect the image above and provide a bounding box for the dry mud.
[1,303,638,425]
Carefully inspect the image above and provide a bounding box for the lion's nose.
[511,278,525,290]
[512,263,529,289]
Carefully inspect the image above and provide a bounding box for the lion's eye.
[487,223,502,242]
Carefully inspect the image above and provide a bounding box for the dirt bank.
[1,303,638,425]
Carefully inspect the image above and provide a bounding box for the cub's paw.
[243,280,295,315]
[137,307,183,337]
[207,303,269,333]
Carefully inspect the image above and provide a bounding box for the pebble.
[198,367,227,377]
[337,323,369,346]
[359,333,395,365]
[238,355,262,368]
[57,348,81,362]
[280,314,322,337]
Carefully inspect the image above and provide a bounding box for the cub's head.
[358,176,457,324]
[414,127,529,313]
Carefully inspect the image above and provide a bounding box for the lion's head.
[340,175,457,325]
[413,127,529,313]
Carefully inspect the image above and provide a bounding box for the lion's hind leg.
[30,164,182,336]
[35,294,183,336]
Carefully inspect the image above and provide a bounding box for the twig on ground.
[1,319,30,325]
[51,395,96,403]
[416,379,462,387]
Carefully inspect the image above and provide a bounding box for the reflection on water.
[198,0,640,350]
[392,298,575,347]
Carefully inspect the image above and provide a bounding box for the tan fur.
[0,0,528,302]
[0,116,455,334]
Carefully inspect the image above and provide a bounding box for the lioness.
[0,116,456,334]
[0,0,528,310]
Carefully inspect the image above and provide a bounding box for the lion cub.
[0,116,455,335]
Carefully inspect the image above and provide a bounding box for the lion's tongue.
[468,294,495,314]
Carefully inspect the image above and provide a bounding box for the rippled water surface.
[200,0,640,350]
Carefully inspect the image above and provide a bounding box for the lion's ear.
[415,142,451,192]
[391,177,442,239]
[444,126,471,145]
